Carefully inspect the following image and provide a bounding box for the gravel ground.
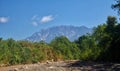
[0,60,120,71]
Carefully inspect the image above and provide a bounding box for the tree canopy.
[112,0,120,15]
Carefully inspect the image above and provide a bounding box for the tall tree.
[106,16,117,35]
[96,16,120,62]
[112,0,120,15]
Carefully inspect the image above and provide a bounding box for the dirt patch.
[0,60,120,71]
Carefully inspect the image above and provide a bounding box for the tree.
[50,36,80,60]
[96,16,120,62]
[112,0,120,15]
[106,16,117,35]
[75,34,100,60]
[0,38,2,42]
[105,17,120,61]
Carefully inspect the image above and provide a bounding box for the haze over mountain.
[26,25,92,43]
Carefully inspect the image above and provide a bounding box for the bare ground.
[0,60,120,71]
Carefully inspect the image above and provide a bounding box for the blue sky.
[0,0,119,40]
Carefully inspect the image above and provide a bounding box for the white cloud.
[32,21,38,26]
[31,15,38,20]
[31,15,54,26]
[31,15,39,26]
[0,17,9,23]
[40,15,54,23]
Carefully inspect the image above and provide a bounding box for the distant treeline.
[0,16,120,66]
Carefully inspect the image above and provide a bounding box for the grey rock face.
[26,25,92,43]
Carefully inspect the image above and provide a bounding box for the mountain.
[26,25,92,43]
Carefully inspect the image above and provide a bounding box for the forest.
[0,0,120,66]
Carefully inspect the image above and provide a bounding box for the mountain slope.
[26,25,92,43]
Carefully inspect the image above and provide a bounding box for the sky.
[0,0,119,40]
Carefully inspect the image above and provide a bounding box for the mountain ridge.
[26,25,92,43]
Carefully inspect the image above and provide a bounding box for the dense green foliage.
[96,16,120,62]
[75,16,120,62]
[75,34,101,60]
[0,36,81,65]
[0,39,58,65]
[50,36,80,60]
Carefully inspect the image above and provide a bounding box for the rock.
[46,60,50,64]
[14,68,19,71]
[49,66,54,69]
